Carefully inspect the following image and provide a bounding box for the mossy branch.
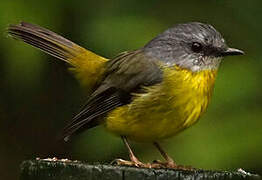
[20,159,260,180]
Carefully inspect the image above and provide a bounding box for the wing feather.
[61,50,163,141]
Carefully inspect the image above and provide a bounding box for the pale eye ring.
[191,42,203,53]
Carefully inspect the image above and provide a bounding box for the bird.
[8,21,244,168]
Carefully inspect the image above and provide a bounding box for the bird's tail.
[8,22,107,87]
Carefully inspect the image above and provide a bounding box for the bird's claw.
[152,160,194,170]
[112,158,152,168]
[111,158,194,170]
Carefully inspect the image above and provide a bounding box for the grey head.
[144,22,244,72]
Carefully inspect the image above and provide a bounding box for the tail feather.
[8,22,83,64]
[8,22,108,88]
[8,22,110,141]
[9,29,68,61]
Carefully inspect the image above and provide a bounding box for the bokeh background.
[0,0,261,179]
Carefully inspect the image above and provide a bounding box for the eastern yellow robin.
[8,22,244,168]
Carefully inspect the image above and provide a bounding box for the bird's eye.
[191,42,203,53]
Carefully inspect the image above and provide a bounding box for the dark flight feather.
[62,50,163,141]
[63,87,126,141]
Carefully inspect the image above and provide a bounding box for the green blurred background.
[0,0,261,179]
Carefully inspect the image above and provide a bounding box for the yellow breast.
[105,66,217,142]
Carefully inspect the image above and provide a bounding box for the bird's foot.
[152,160,194,170]
[112,158,152,168]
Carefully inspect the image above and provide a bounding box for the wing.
[62,50,163,141]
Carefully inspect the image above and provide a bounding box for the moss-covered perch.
[20,159,260,180]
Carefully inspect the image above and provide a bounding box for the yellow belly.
[105,66,217,142]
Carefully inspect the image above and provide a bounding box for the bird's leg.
[152,142,193,170]
[113,136,151,168]
[122,136,143,166]
[152,142,177,168]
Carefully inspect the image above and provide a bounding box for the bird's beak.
[221,48,245,56]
